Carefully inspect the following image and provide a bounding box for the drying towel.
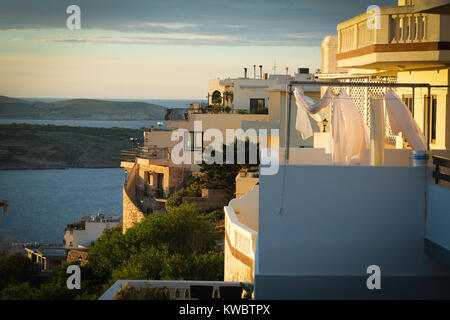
[294,87,331,140]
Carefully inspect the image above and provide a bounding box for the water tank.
[298,68,309,74]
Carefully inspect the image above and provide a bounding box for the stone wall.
[66,249,89,266]
[123,164,145,234]
[183,189,229,210]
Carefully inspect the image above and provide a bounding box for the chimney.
[286,67,289,76]
[264,73,268,80]
[253,65,256,79]
[259,65,263,79]
[244,67,247,79]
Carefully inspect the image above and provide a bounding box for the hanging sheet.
[332,90,369,164]
[294,87,369,164]
[294,87,331,140]
[384,89,426,151]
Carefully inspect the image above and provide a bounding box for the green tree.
[200,140,259,196]
[86,202,223,288]
[0,282,41,300]
[0,253,38,290]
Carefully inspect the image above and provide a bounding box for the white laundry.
[384,89,426,151]
[332,90,369,164]
[294,87,369,165]
[294,87,331,140]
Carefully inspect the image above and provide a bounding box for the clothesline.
[285,81,449,156]
[294,87,427,164]
[306,96,448,100]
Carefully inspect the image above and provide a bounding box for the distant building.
[63,213,121,248]
[120,145,189,233]
[208,68,320,111]
[25,247,67,271]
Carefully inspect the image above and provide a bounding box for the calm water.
[0,168,124,244]
[0,119,167,129]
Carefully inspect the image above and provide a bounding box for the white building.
[208,67,319,112]
[64,213,121,248]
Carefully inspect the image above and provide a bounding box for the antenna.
[272,59,277,74]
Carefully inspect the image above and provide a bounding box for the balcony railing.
[390,13,428,43]
[137,146,169,160]
[99,280,254,300]
[120,150,137,162]
[120,146,169,162]
[337,6,441,54]
[189,106,268,115]
[432,156,450,185]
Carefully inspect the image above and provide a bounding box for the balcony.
[121,146,170,169]
[121,146,169,161]
[99,280,254,300]
[224,184,259,282]
[253,149,450,299]
[336,5,450,70]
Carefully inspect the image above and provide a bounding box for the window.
[184,131,203,151]
[250,98,265,112]
[431,96,437,143]
[211,90,222,105]
[424,95,437,144]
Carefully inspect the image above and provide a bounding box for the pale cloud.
[139,22,199,29]
[224,24,246,28]
[286,34,318,39]
[122,22,200,31]
[36,33,240,46]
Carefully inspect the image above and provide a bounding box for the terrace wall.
[123,164,144,234]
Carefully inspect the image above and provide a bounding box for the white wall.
[426,184,450,250]
[229,184,259,231]
[255,164,450,298]
[64,221,119,247]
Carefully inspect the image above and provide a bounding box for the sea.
[0,99,197,244]
[0,168,124,244]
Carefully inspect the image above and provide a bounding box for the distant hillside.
[0,95,186,120]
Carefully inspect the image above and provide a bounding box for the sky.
[0,0,396,99]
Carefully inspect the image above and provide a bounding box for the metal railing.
[120,147,169,162]
[432,156,450,184]
[99,280,254,300]
[137,146,169,160]
[120,149,137,162]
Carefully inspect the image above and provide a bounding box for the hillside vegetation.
[0,123,144,169]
